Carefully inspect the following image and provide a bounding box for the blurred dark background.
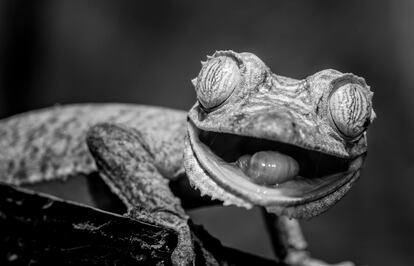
[0,1,413,265]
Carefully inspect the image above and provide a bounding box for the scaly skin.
[0,51,375,266]
[186,51,374,219]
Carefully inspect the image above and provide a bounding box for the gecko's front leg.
[86,123,194,265]
[263,211,354,266]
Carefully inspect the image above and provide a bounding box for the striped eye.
[194,56,241,110]
[329,83,372,139]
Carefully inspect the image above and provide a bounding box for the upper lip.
[188,105,363,159]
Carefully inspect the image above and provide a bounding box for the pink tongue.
[236,151,299,186]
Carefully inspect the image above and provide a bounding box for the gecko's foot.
[297,259,355,266]
[285,251,355,266]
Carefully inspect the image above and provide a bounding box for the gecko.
[0,50,375,266]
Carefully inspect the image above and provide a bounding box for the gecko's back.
[0,104,187,185]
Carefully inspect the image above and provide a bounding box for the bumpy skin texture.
[0,104,194,265]
[0,51,374,266]
[186,50,375,219]
[0,104,187,185]
[189,52,374,157]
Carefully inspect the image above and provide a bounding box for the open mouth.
[188,121,363,205]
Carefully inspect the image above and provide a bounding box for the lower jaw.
[187,122,364,207]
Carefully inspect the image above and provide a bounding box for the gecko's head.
[184,50,375,219]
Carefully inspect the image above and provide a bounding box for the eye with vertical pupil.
[195,56,241,110]
[329,83,372,139]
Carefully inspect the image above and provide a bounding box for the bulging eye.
[194,56,241,110]
[329,83,372,139]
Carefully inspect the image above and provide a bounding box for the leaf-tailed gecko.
[0,50,375,265]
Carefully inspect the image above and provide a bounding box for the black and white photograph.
[0,1,412,265]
